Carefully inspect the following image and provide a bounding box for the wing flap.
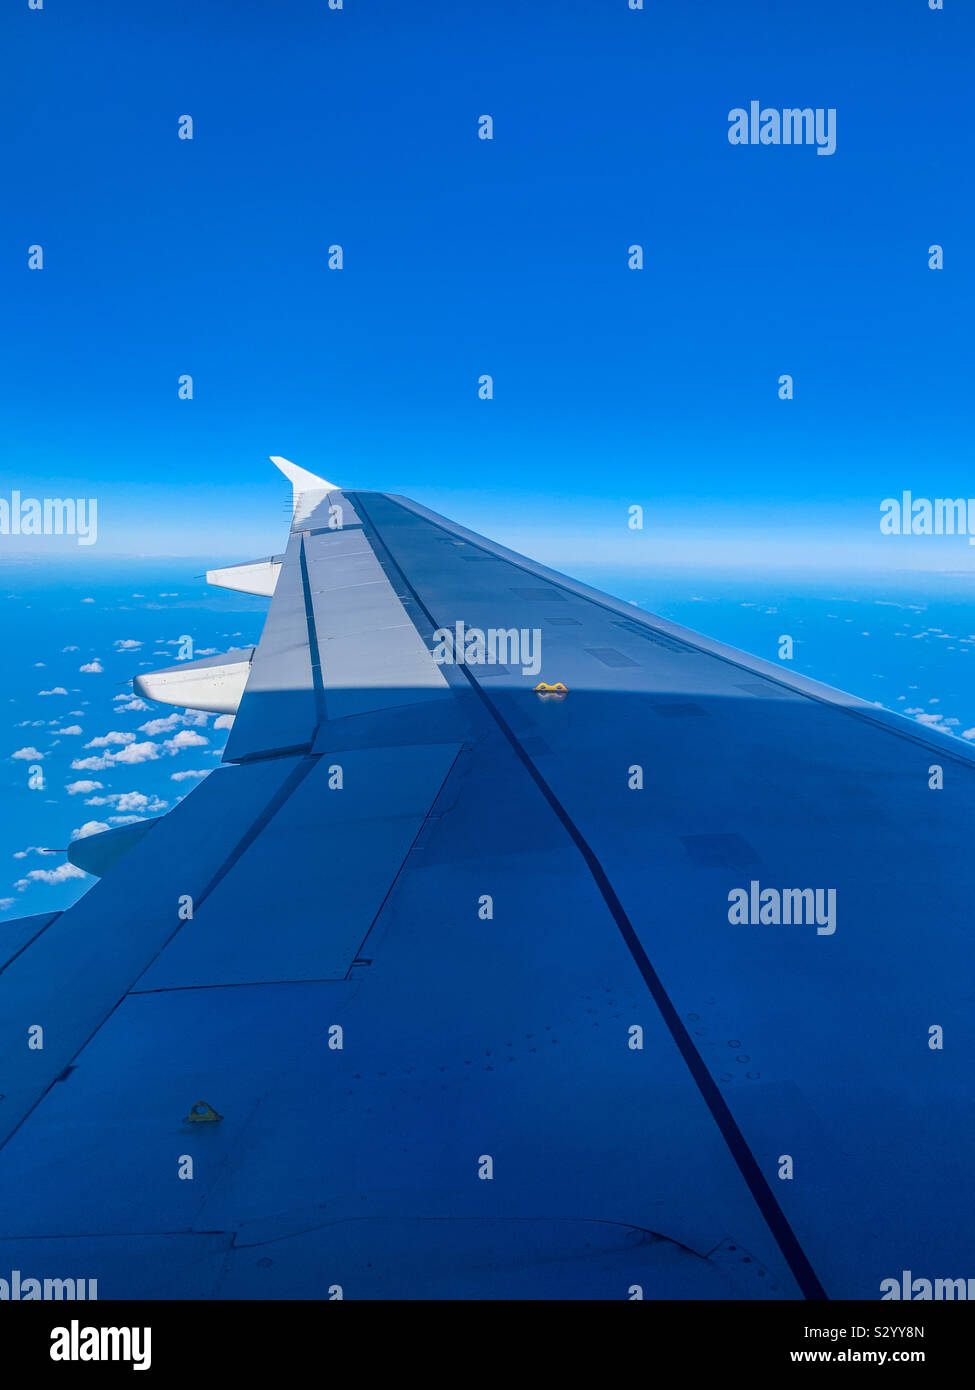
[137,743,462,989]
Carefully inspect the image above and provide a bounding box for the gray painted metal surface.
[223,532,317,759]
[137,743,461,988]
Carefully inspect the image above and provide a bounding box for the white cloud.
[13,846,55,859]
[139,711,209,736]
[84,790,167,814]
[69,727,211,771]
[79,660,103,673]
[162,730,209,753]
[81,598,94,604]
[113,696,150,712]
[213,714,235,730]
[38,687,68,696]
[138,714,183,735]
[15,862,87,887]
[11,746,44,760]
[71,740,160,771]
[117,790,166,812]
[53,725,83,736]
[0,898,13,911]
[114,639,143,650]
[84,731,137,749]
[62,645,79,652]
[70,820,111,841]
[170,769,211,782]
[113,740,162,764]
[66,779,104,794]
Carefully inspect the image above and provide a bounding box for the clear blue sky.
[1,0,972,567]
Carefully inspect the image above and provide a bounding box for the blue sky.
[2,0,972,564]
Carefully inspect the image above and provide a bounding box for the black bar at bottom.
[0,1298,967,1375]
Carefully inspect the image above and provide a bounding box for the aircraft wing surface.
[1,460,972,1301]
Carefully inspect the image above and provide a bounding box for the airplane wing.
[1,458,972,1301]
